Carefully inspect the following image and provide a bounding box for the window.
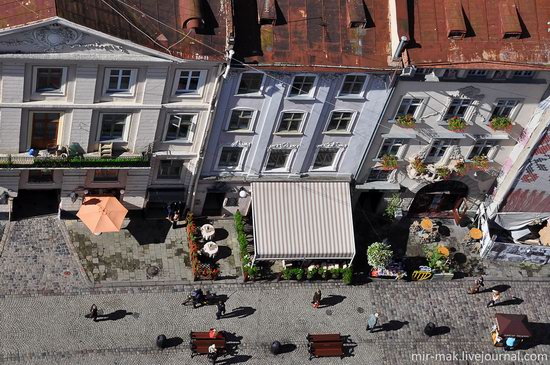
[237,73,264,95]
[512,70,535,78]
[367,169,391,182]
[416,68,434,75]
[444,98,472,120]
[30,112,60,149]
[377,139,404,159]
[34,67,66,94]
[468,140,496,160]
[28,170,54,183]
[326,111,353,132]
[339,74,366,96]
[288,75,316,97]
[165,114,195,141]
[466,70,488,77]
[105,69,136,94]
[491,99,518,119]
[396,98,423,118]
[228,110,254,131]
[174,70,205,95]
[313,148,338,169]
[427,139,459,158]
[157,160,183,179]
[93,170,119,182]
[266,149,291,170]
[99,113,129,142]
[277,112,304,133]
[218,147,243,168]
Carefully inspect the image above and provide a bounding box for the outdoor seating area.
[189,330,227,358]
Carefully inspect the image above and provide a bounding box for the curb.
[0,220,12,257]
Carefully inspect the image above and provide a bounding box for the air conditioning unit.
[401,66,416,77]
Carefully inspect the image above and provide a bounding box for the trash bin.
[156,334,167,348]
[270,341,281,355]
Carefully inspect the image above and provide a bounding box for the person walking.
[468,275,484,294]
[366,313,380,333]
[216,300,226,320]
[312,289,321,308]
[487,290,501,307]
[89,304,98,322]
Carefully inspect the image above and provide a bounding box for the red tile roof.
[401,0,550,70]
[232,0,393,71]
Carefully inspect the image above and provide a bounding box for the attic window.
[258,0,277,25]
[346,0,368,28]
[444,0,466,39]
[499,1,522,39]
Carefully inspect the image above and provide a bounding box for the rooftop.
[399,0,550,70]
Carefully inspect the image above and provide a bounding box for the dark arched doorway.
[408,180,468,217]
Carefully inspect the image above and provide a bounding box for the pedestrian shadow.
[382,320,409,332]
[164,337,183,348]
[486,284,511,293]
[320,295,346,308]
[218,354,252,364]
[223,306,256,319]
[424,325,450,337]
[495,296,524,307]
[95,310,133,321]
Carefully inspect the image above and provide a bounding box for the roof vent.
[444,0,466,39]
[346,0,368,28]
[258,0,277,25]
[177,0,204,30]
[499,1,522,39]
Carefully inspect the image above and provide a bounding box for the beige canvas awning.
[252,181,356,261]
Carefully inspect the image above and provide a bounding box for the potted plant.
[367,242,393,269]
[281,268,293,280]
[318,266,328,279]
[447,116,466,132]
[383,193,402,219]
[294,268,304,280]
[424,244,454,280]
[471,155,489,170]
[395,114,416,128]
[342,265,353,285]
[436,167,451,179]
[306,266,317,280]
[454,160,467,176]
[411,157,427,175]
[489,116,512,131]
[247,264,258,281]
[329,266,341,279]
[381,154,398,170]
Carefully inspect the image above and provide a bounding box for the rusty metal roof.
[0,0,229,61]
[402,0,550,70]
[232,0,392,71]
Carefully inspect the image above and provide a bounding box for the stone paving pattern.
[65,218,239,285]
[0,217,89,295]
[1,281,549,364]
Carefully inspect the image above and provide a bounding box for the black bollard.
[156,334,167,349]
[424,322,436,337]
[270,341,281,355]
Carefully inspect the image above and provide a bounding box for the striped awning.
[252,181,355,261]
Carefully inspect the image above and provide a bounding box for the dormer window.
[499,1,523,39]
[444,0,466,39]
[346,0,369,28]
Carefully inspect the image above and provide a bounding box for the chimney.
[177,0,204,30]
[346,0,368,28]
[499,1,522,39]
[258,0,277,25]
[444,0,466,39]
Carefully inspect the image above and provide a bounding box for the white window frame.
[393,97,425,121]
[376,138,407,160]
[467,139,499,161]
[215,145,248,171]
[32,66,68,96]
[426,138,459,162]
[466,70,488,77]
[442,98,473,122]
[324,110,357,134]
[225,108,257,132]
[103,68,138,96]
[366,168,391,182]
[235,72,265,96]
[156,159,184,180]
[263,148,296,173]
[310,147,344,172]
[490,99,520,120]
[512,70,535,78]
[338,74,367,98]
[172,69,207,97]
[287,74,318,98]
[163,113,197,143]
[275,110,307,134]
[97,113,131,142]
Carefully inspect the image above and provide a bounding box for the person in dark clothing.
[89,304,98,322]
[216,301,226,320]
[312,289,322,308]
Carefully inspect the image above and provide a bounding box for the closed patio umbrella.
[77,196,128,234]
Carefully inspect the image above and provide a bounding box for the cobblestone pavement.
[65,218,239,285]
[1,280,549,364]
[0,217,90,295]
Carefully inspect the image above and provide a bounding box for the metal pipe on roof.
[392,35,408,60]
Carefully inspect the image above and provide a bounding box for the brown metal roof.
[232,0,392,70]
[0,0,56,29]
[402,0,550,70]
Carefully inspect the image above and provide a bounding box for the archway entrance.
[408,180,468,218]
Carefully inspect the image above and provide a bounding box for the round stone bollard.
[156,334,167,349]
[270,341,281,355]
[424,322,436,337]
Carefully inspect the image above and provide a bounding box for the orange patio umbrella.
[77,196,128,234]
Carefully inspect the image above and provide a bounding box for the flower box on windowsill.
[395,114,416,128]
[470,155,489,171]
[0,154,150,169]
[489,116,512,131]
[447,117,467,132]
[381,154,398,170]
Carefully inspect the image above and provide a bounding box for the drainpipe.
[185,61,228,212]
[392,36,408,61]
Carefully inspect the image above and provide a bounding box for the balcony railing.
[0,153,150,169]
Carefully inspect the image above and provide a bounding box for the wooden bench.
[189,332,227,358]
[306,333,345,360]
